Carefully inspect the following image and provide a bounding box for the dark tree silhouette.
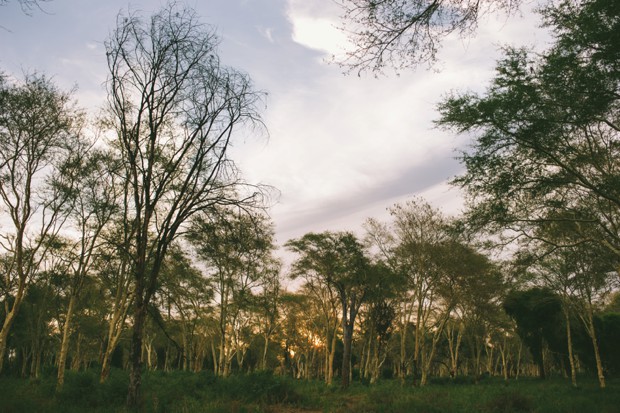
[103,4,266,407]
[336,0,522,74]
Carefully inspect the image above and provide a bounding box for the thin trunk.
[21,348,30,378]
[563,306,577,387]
[328,331,336,385]
[0,285,26,373]
[100,301,131,382]
[100,264,132,383]
[585,309,606,388]
[398,300,412,382]
[515,342,522,379]
[341,318,353,388]
[363,335,372,380]
[218,334,227,376]
[447,322,463,378]
[56,293,77,390]
[127,299,147,408]
[71,333,82,371]
[211,340,218,374]
[499,336,508,381]
[262,335,269,370]
[420,313,450,385]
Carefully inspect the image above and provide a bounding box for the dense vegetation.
[1,0,619,409]
[1,370,620,412]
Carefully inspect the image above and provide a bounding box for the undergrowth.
[0,371,618,413]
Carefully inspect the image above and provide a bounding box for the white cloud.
[289,16,348,54]
[234,0,554,245]
[286,0,350,55]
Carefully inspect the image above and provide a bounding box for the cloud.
[274,152,463,236]
[257,26,275,43]
[286,0,350,55]
[289,16,348,55]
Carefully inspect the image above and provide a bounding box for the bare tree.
[0,0,51,15]
[0,73,82,372]
[336,0,521,74]
[103,4,266,406]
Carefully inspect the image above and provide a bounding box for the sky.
[0,0,552,253]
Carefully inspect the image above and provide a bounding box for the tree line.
[1,0,619,408]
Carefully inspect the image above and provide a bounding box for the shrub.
[486,390,534,413]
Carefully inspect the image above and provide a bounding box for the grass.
[0,371,618,413]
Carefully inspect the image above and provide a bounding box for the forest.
[0,0,619,411]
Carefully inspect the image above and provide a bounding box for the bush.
[486,390,534,413]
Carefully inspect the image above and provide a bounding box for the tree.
[503,288,563,379]
[0,0,51,15]
[0,73,82,372]
[56,149,119,390]
[188,207,277,376]
[103,4,265,406]
[438,0,620,260]
[560,243,617,388]
[287,231,378,388]
[336,0,522,74]
[97,224,134,383]
[253,266,282,371]
[152,244,213,372]
[365,198,452,384]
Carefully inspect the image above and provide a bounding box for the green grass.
[0,371,618,413]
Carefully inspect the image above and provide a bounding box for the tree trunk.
[328,331,336,385]
[100,269,132,383]
[584,309,606,388]
[57,293,77,390]
[218,333,227,376]
[127,299,147,408]
[515,342,522,379]
[210,340,218,374]
[563,306,577,387]
[447,323,463,378]
[341,320,353,388]
[262,335,270,370]
[71,333,82,371]
[0,286,26,373]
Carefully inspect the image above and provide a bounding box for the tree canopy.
[438,0,620,260]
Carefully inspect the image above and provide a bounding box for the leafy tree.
[365,198,479,384]
[0,73,82,373]
[152,244,213,372]
[188,207,277,376]
[287,231,378,388]
[503,288,563,379]
[561,243,617,388]
[438,0,620,261]
[97,225,134,383]
[252,267,282,371]
[56,149,120,390]
[336,0,522,74]
[435,240,504,381]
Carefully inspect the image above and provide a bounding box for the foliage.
[503,288,564,378]
[438,0,620,259]
[1,372,620,413]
